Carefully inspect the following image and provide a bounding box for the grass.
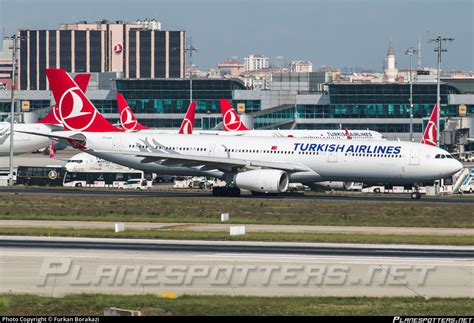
[0,193,473,228]
[0,227,472,245]
[0,294,472,316]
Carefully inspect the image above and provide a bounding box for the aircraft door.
[209,144,216,156]
[112,137,122,150]
[409,148,420,166]
[327,151,338,163]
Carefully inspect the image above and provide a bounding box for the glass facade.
[255,83,473,133]
[115,79,247,115]
[255,106,296,129]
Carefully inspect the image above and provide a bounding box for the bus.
[63,152,153,188]
[16,166,66,186]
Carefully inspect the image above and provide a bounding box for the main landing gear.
[212,186,241,197]
[411,183,422,200]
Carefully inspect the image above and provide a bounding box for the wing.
[94,149,311,173]
[15,130,87,150]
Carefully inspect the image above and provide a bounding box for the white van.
[122,179,150,190]
[460,170,474,194]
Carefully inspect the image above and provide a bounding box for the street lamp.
[428,35,454,147]
[184,45,198,103]
[405,46,419,142]
[8,34,21,186]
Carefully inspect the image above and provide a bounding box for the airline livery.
[217,99,384,140]
[20,69,463,199]
[0,74,92,156]
[421,104,438,147]
[117,93,196,134]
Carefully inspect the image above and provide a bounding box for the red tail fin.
[344,128,351,139]
[116,93,149,131]
[37,74,91,126]
[178,102,196,134]
[49,141,55,158]
[219,99,249,131]
[421,104,438,146]
[45,69,121,132]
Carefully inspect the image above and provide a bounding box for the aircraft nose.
[453,159,464,173]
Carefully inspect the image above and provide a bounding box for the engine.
[312,181,355,190]
[343,182,355,190]
[234,169,289,193]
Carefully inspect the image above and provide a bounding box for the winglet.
[219,99,250,131]
[421,104,438,146]
[116,93,149,131]
[45,69,121,132]
[178,102,196,134]
[37,73,91,126]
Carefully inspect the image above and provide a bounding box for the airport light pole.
[8,35,19,186]
[429,35,454,147]
[405,46,419,142]
[184,45,198,104]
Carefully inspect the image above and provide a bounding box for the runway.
[0,186,473,204]
[1,236,473,258]
[0,236,472,297]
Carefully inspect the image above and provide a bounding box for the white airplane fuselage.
[0,123,52,156]
[134,129,384,140]
[60,131,462,186]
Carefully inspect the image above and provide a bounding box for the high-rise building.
[244,54,269,72]
[17,20,185,90]
[217,60,244,77]
[290,60,313,73]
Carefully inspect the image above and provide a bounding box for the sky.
[0,0,473,71]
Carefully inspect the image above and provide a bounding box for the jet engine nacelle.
[313,181,355,190]
[234,169,289,193]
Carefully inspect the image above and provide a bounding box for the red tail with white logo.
[220,99,250,131]
[49,141,55,158]
[421,104,438,146]
[45,69,121,132]
[116,93,149,131]
[37,73,91,126]
[178,102,196,134]
[344,128,351,140]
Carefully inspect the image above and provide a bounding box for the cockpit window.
[435,154,441,159]
[440,155,446,159]
[446,154,454,159]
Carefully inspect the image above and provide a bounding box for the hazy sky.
[1,0,473,71]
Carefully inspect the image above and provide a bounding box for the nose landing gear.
[411,183,422,199]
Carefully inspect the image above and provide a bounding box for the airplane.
[117,96,384,140]
[421,103,438,146]
[0,75,90,157]
[216,99,385,140]
[117,93,196,134]
[20,69,463,199]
